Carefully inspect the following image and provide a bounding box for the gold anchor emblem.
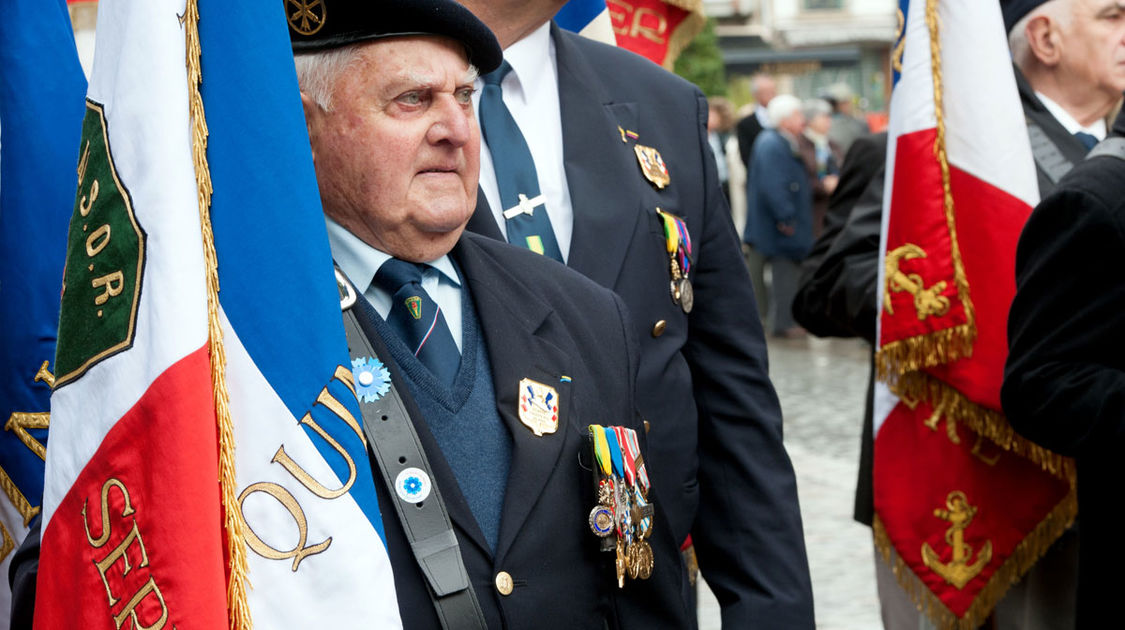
[921,491,992,589]
[287,0,326,36]
[884,243,951,320]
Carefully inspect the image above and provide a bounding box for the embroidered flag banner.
[0,1,86,626]
[36,1,400,628]
[558,0,704,69]
[873,0,1075,627]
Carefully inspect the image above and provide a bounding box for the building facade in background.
[706,0,896,118]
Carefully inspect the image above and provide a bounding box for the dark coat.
[369,232,693,629]
[735,108,767,169]
[1002,118,1125,629]
[466,24,814,629]
[743,129,814,262]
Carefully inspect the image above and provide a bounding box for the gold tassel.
[876,324,975,381]
[873,489,1076,630]
[892,372,1076,484]
[184,1,253,628]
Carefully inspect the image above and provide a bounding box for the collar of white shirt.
[1035,90,1107,141]
[473,21,575,262]
[324,217,464,351]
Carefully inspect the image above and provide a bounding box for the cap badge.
[287,0,327,36]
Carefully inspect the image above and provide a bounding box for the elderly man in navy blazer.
[457,1,815,627]
[290,1,693,627]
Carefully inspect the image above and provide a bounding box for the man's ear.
[1025,14,1063,67]
[300,91,321,162]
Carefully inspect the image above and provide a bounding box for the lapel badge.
[351,357,391,403]
[518,378,559,436]
[634,144,670,190]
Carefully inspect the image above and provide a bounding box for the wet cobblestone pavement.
[698,336,882,630]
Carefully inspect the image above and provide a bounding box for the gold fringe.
[876,325,975,380]
[892,372,1076,484]
[662,4,706,70]
[924,0,976,343]
[184,2,252,628]
[872,489,1077,630]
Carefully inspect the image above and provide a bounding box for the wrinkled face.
[304,36,480,262]
[1061,0,1125,98]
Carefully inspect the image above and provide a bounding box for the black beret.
[286,0,502,73]
[1001,0,1051,34]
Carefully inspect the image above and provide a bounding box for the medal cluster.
[588,425,654,588]
[656,209,694,314]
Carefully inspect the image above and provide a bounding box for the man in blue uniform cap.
[289,0,694,627]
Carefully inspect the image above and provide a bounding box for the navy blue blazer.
[361,232,693,629]
[466,25,814,629]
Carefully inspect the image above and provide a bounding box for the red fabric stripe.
[35,346,228,629]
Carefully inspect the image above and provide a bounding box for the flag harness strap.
[336,268,488,630]
[1086,136,1125,162]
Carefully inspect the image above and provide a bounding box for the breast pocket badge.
[518,378,559,436]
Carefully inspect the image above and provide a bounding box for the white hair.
[1009,0,1072,67]
[751,74,775,100]
[802,98,833,120]
[294,45,364,112]
[767,94,802,127]
[294,43,480,112]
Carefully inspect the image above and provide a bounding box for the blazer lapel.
[453,236,577,561]
[467,187,503,240]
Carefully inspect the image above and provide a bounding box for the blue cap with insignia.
[285,0,503,74]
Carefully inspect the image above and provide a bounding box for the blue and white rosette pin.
[352,356,391,402]
[395,467,432,504]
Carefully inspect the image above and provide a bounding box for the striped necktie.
[372,259,460,386]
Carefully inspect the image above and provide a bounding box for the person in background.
[736,75,778,320]
[744,94,813,339]
[708,96,735,203]
[798,98,842,238]
[824,82,870,155]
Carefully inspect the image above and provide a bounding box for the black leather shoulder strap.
[335,268,487,630]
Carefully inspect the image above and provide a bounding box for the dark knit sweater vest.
[370,282,512,552]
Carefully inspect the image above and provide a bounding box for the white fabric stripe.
[43,0,209,531]
[939,0,1038,208]
[222,309,402,629]
[577,10,617,46]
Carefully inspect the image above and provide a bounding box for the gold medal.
[634,145,671,189]
[517,378,559,436]
[626,542,641,579]
[635,540,654,580]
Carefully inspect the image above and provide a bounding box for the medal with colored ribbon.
[587,424,655,586]
[588,426,616,542]
[656,208,694,314]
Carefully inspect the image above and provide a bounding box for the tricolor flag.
[556,0,704,69]
[37,1,400,628]
[873,0,1075,627]
[0,0,86,626]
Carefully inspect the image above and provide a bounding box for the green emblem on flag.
[405,296,423,320]
[54,100,146,389]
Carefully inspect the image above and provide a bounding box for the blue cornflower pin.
[352,357,391,403]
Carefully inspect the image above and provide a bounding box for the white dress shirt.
[473,22,575,262]
[325,218,464,352]
[1035,91,1107,141]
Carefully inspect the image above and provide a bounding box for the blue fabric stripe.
[198,0,386,544]
[0,0,86,518]
[555,0,607,33]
